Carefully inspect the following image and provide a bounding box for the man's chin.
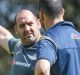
[25,37,35,42]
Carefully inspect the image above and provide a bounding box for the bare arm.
[35,59,50,75]
[0,25,14,53]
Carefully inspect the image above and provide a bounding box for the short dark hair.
[14,8,38,26]
[39,0,63,18]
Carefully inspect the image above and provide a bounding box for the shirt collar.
[51,21,74,29]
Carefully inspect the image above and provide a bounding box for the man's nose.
[25,25,30,31]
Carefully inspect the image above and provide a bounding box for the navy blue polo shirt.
[8,38,37,75]
[37,21,80,75]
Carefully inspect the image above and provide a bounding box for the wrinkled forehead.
[16,10,36,24]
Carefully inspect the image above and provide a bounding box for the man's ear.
[39,10,46,31]
[39,10,44,26]
[14,25,18,36]
[61,8,65,17]
[37,19,41,29]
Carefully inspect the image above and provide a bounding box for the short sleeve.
[37,39,57,65]
[8,38,19,55]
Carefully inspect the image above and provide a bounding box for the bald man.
[0,9,41,75]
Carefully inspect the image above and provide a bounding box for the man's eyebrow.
[17,17,25,21]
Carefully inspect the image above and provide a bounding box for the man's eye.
[27,22,33,26]
[19,24,25,28]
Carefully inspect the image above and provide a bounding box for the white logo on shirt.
[27,54,36,60]
[12,60,30,67]
[71,33,80,39]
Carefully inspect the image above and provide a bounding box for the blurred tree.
[0,0,80,75]
[63,0,80,31]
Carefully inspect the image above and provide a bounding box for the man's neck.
[45,17,64,31]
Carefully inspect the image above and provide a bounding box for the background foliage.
[0,0,80,75]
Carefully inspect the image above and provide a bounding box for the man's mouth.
[24,33,33,37]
